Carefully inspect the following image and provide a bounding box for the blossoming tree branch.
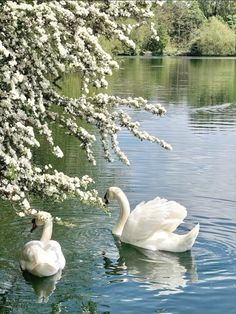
[0,0,171,216]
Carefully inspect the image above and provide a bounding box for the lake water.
[1,57,236,313]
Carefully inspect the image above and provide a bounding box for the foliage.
[101,18,159,56]
[142,25,169,55]
[168,0,205,45]
[190,17,236,56]
[226,14,236,31]
[197,0,236,20]
[0,0,170,216]
[129,22,153,55]
[97,0,236,57]
[154,0,205,50]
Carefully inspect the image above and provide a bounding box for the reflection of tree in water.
[103,239,198,296]
[188,58,236,108]
[162,58,236,107]
[107,57,236,133]
[107,57,236,110]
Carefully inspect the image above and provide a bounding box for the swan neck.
[40,219,53,245]
[112,190,130,236]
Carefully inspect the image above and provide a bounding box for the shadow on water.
[103,239,197,296]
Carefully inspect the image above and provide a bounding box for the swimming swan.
[20,211,66,277]
[104,187,199,253]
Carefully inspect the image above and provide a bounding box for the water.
[1,57,236,313]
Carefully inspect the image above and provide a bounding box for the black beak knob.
[104,193,109,205]
[30,218,37,233]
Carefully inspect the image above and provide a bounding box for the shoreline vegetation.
[102,0,236,57]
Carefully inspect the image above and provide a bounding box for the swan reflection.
[103,240,198,295]
[22,269,62,303]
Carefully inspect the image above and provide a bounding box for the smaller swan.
[104,187,199,253]
[20,211,66,277]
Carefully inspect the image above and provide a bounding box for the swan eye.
[104,193,109,205]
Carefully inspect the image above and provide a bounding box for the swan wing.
[45,240,66,270]
[20,241,47,271]
[121,197,187,243]
[20,240,65,276]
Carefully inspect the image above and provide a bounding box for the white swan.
[20,211,66,277]
[104,187,199,253]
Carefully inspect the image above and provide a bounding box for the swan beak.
[30,218,37,233]
[104,193,109,205]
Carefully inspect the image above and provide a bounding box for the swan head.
[31,211,52,232]
[104,187,123,205]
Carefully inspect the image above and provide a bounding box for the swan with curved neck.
[20,211,66,277]
[104,187,199,253]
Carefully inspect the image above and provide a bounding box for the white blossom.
[0,0,169,215]
[53,146,64,158]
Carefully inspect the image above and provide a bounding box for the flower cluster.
[0,0,169,216]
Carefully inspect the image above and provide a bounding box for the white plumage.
[20,211,65,277]
[104,187,199,252]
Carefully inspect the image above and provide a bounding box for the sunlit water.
[1,57,236,313]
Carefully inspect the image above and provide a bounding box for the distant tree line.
[106,0,236,56]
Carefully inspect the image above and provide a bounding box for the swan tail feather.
[184,223,200,251]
